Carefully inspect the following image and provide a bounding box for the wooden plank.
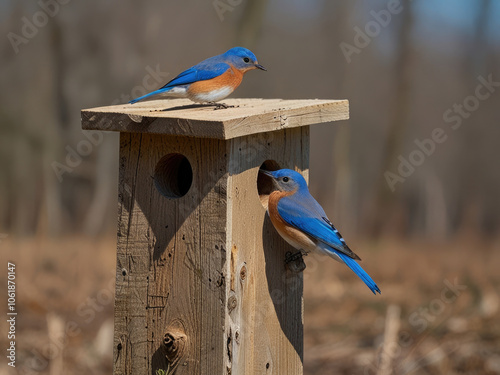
[81,98,348,140]
[226,127,308,375]
[114,133,229,375]
[114,128,308,374]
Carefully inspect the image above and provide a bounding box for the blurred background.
[1,0,499,374]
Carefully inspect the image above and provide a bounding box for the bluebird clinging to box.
[129,47,266,108]
[260,169,381,295]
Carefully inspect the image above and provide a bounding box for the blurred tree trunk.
[367,0,415,237]
[321,1,355,232]
[235,0,268,48]
[455,0,492,237]
[41,17,68,235]
[466,0,491,78]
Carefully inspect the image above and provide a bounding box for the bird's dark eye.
[282,177,289,182]
[243,57,250,63]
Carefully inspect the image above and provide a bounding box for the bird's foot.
[285,251,307,273]
[209,102,237,110]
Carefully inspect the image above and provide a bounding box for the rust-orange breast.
[268,190,317,252]
[188,65,243,95]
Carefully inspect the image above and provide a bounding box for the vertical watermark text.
[7,262,17,367]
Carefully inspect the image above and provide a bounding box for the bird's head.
[259,169,307,193]
[224,47,266,72]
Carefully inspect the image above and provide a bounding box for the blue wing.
[129,60,230,104]
[277,193,357,258]
[160,61,230,89]
[278,193,381,294]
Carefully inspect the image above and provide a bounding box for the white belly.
[275,224,343,263]
[188,86,234,103]
[273,222,318,254]
[316,242,342,263]
[160,86,189,98]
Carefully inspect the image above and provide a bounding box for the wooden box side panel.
[226,127,309,375]
[113,133,229,375]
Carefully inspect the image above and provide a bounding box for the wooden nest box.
[81,98,349,375]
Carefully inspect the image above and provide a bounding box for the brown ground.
[1,236,499,375]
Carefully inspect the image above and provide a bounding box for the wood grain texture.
[81,98,348,140]
[114,133,228,375]
[226,127,308,375]
[113,128,309,375]
[100,97,347,374]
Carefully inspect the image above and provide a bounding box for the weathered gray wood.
[81,98,348,140]
[113,128,308,375]
[85,98,350,375]
[226,127,308,374]
[114,133,228,375]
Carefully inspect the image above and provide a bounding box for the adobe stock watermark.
[385,74,499,192]
[212,0,243,22]
[7,0,72,54]
[340,0,413,63]
[51,64,169,182]
[364,278,468,375]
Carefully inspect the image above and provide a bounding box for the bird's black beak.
[259,169,279,191]
[259,169,274,178]
[255,63,267,71]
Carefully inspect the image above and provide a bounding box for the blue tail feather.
[129,88,169,104]
[337,252,381,295]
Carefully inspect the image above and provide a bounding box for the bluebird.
[129,47,266,108]
[260,169,381,295]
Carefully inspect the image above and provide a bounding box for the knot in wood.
[163,333,178,356]
[239,265,247,280]
[227,295,237,314]
[162,322,187,366]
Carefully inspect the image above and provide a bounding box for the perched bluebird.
[260,169,381,295]
[129,47,266,108]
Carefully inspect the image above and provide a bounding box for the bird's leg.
[208,102,237,110]
[285,251,307,273]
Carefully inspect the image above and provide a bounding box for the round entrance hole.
[154,153,193,199]
[257,160,281,209]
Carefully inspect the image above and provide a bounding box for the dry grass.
[303,237,500,375]
[0,237,116,375]
[1,236,499,375]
